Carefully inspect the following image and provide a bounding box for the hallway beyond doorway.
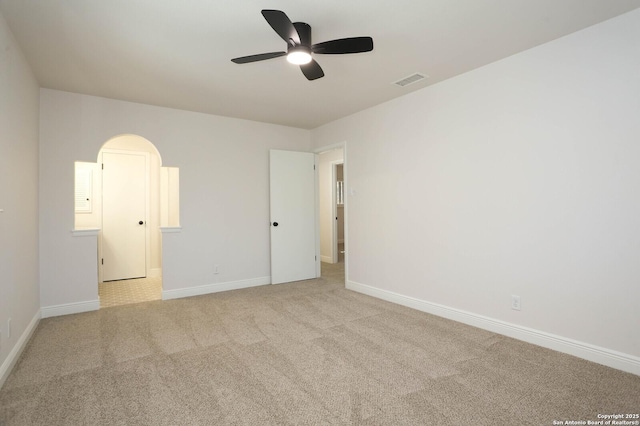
[99,277,162,308]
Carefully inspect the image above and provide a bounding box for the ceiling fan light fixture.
[230,10,374,80]
[287,46,312,65]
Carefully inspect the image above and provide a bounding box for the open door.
[269,150,317,284]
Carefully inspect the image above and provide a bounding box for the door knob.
[138,221,144,225]
[273,222,279,227]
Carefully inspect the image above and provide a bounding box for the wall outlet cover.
[511,295,521,311]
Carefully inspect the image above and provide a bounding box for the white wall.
[0,12,40,386]
[312,9,640,368]
[318,149,344,262]
[39,89,311,310]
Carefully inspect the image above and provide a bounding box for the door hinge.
[101,258,104,265]
[313,165,316,170]
[101,163,104,170]
[315,255,317,261]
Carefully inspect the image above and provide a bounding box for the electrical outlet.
[511,295,521,311]
[7,318,11,338]
[214,264,219,274]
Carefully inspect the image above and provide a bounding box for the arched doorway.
[74,134,179,308]
[97,135,163,307]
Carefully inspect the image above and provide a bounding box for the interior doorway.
[74,134,180,307]
[317,145,346,283]
[335,163,345,264]
[97,136,163,307]
[101,150,148,282]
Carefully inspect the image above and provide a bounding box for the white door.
[102,151,147,281]
[270,150,317,284]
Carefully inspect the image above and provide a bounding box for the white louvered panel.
[75,164,92,213]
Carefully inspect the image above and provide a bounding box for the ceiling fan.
[231,9,374,81]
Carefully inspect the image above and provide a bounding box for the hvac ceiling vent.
[393,73,428,87]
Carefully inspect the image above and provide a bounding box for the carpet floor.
[1,263,638,425]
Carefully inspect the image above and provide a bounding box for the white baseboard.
[346,280,640,376]
[320,255,333,263]
[0,311,40,389]
[159,226,182,233]
[41,300,100,318]
[148,268,162,278]
[162,276,271,301]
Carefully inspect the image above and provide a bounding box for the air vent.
[393,73,428,87]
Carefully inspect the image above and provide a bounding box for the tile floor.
[98,276,162,308]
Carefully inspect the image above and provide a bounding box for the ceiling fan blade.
[261,9,300,45]
[312,37,374,54]
[231,51,287,64]
[300,59,324,81]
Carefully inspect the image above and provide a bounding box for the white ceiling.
[2,0,639,129]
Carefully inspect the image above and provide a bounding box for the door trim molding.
[330,160,344,264]
[313,141,347,280]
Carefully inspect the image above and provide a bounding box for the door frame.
[330,161,344,264]
[314,141,347,279]
[98,148,151,283]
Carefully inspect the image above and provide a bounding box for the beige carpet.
[1,263,638,425]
